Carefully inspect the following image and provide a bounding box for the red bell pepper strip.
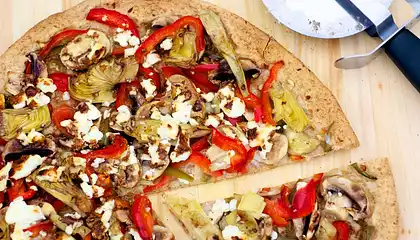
[143,175,172,193]
[290,155,305,161]
[131,194,155,240]
[49,73,71,92]
[83,233,93,240]
[86,8,139,37]
[236,147,258,174]
[139,66,161,92]
[183,70,218,92]
[291,173,324,219]
[135,16,205,63]
[191,136,210,152]
[112,46,126,56]
[51,104,75,136]
[211,128,247,172]
[161,66,183,78]
[171,152,223,177]
[190,63,220,72]
[39,29,88,58]
[333,221,350,240]
[115,80,140,109]
[263,199,289,227]
[261,61,284,125]
[7,179,37,201]
[24,221,54,237]
[76,135,128,160]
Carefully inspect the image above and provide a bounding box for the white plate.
[262,0,393,39]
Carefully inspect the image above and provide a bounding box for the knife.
[335,0,420,92]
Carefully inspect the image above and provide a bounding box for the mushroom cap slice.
[321,176,373,220]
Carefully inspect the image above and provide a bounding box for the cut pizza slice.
[0,0,358,196]
[165,158,399,240]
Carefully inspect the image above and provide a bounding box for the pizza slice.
[165,158,399,240]
[0,0,358,198]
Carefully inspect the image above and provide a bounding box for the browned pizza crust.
[333,158,400,240]
[0,0,358,181]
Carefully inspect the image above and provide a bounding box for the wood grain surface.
[0,0,419,239]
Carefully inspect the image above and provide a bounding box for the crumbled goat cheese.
[249,123,276,159]
[83,126,104,143]
[208,199,237,223]
[172,98,193,124]
[0,162,12,191]
[12,93,27,109]
[205,113,224,128]
[95,200,115,230]
[62,91,70,100]
[189,118,199,126]
[36,166,65,182]
[29,186,38,191]
[103,109,112,119]
[222,225,245,240]
[124,45,139,57]
[160,38,173,50]
[27,92,50,107]
[91,158,105,168]
[36,77,57,93]
[6,197,46,229]
[128,228,142,240]
[11,155,45,180]
[114,30,132,47]
[142,52,161,68]
[141,79,157,100]
[220,97,246,118]
[17,129,44,146]
[219,86,235,98]
[64,212,82,219]
[201,92,215,102]
[271,230,278,240]
[157,121,179,140]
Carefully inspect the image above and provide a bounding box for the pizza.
[0,0,360,239]
[165,158,399,240]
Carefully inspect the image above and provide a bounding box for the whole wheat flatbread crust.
[0,0,358,181]
[192,158,399,240]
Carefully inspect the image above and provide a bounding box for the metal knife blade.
[334,0,398,40]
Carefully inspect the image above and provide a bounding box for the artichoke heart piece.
[31,169,93,217]
[237,192,266,219]
[286,129,320,155]
[69,57,139,103]
[125,119,162,143]
[199,10,248,96]
[0,105,51,140]
[165,195,222,240]
[165,30,197,67]
[269,88,309,132]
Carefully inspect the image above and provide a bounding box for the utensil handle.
[384,28,420,91]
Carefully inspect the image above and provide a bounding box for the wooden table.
[1,0,419,239]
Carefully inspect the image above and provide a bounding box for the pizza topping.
[140,78,157,100]
[86,8,140,37]
[169,131,192,163]
[270,87,309,132]
[222,225,245,240]
[36,77,57,93]
[135,16,205,64]
[60,30,111,71]
[165,195,223,239]
[262,61,285,125]
[0,105,51,141]
[39,29,88,58]
[286,128,320,156]
[200,10,248,97]
[321,176,372,221]
[11,154,45,180]
[68,57,139,103]
[237,192,266,219]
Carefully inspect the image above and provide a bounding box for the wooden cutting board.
[0,0,419,239]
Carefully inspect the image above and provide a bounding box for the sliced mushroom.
[321,176,373,220]
[135,100,172,120]
[60,30,111,70]
[293,218,305,240]
[112,163,141,189]
[209,59,261,86]
[141,160,169,181]
[153,225,174,240]
[264,133,288,165]
[2,138,56,161]
[166,75,205,119]
[259,214,274,238]
[305,202,321,240]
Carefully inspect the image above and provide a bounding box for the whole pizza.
[0,0,398,239]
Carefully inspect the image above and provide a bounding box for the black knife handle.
[384,28,420,91]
